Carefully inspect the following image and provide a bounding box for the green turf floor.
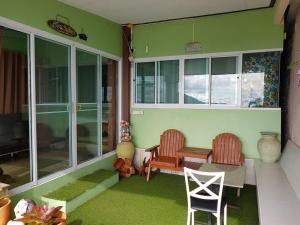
[44,170,117,201]
[68,173,259,225]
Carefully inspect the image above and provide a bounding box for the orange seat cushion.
[150,156,177,168]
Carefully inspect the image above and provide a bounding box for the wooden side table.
[176,147,212,168]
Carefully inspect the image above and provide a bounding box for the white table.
[197,163,246,189]
[196,163,246,225]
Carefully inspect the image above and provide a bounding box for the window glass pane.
[35,37,71,178]
[211,57,238,105]
[76,50,99,163]
[242,52,280,108]
[211,57,237,75]
[77,50,97,103]
[0,26,31,189]
[135,62,155,104]
[184,58,209,104]
[185,58,208,75]
[157,60,179,104]
[102,57,117,154]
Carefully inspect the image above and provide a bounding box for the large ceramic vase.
[257,132,281,163]
[0,198,11,225]
[116,141,135,160]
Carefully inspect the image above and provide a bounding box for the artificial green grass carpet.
[68,173,259,225]
[44,169,117,201]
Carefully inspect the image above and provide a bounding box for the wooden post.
[122,26,131,122]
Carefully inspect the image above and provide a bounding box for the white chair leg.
[191,211,195,225]
[187,210,191,225]
[237,188,241,197]
[224,205,227,225]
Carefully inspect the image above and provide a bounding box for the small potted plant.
[116,120,135,160]
[0,195,11,225]
[14,204,66,225]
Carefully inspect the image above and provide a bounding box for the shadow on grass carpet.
[68,173,259,225]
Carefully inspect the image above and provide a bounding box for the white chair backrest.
[184,167,225,213]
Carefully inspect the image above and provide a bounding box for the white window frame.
[132,49,282,110]
[0,16,122,195]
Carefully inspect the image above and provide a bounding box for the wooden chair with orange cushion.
[212,133,244,166]
[146,129,185,182]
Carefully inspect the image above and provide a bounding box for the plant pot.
[0,198,11,225]
[56,211,67,225]
[258,132,281,163]
[116,142,135,160]
[58,222,67,225]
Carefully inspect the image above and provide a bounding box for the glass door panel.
[35,37,71,178]
[102,57,117,154]
[0,26,32,189]
[76,49,99,163]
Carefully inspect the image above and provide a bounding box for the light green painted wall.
[133,8,284,58]
[11,155,116,206]
[0,0,122,56]
[131,109,281,159]
[131,8,283,159]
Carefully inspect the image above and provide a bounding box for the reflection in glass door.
[0,26,32,189]
[102,57,117,154]
[35,37,72,178]
[76,49,100,163]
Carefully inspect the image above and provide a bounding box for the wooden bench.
[255,140,300,225]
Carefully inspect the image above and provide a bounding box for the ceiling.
[59,0,273,24]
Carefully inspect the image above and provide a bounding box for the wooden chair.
[146,129,185,182]
[212,133,244,197]
[212,133,244,166]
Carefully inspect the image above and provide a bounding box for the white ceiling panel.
[58,0,272,24]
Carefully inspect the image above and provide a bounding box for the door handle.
[76,103,82,111]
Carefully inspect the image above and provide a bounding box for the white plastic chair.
[184,167,227,225]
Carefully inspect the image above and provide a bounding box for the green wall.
[131,109,281,159]
[133,8,283,58]
[0,0,122,56]
[11,155,116,206]
[131,8,284,159]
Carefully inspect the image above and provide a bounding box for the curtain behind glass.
[157,60,179,104]
[135,62,155,104]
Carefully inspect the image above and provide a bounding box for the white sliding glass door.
[35,37,72,178]
[76,49,100,164]
[0,17,120,192]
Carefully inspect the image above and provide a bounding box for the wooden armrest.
[145,145,159,152]
[145,145,160,160]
